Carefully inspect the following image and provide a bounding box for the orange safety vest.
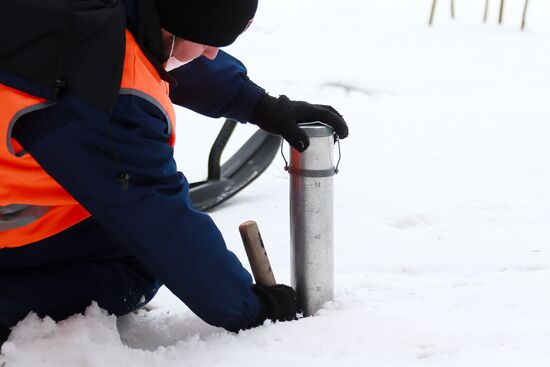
[0,30,176,249]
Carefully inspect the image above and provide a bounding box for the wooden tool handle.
[239,220,277,286]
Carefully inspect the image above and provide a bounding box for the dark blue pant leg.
[0,218,159,340]
[12,96,260,332]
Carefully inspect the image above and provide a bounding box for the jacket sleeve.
[169,50,265,123]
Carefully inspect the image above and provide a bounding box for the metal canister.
[289,123,335,316]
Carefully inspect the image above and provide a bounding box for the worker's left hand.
[250,94,349,152]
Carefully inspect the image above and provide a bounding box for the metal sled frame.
[189,119,281,212]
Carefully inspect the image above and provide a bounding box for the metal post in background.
[289,123,335,316]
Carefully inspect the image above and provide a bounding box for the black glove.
[250,94,349,152]
[252,284,300,325]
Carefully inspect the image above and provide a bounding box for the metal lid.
[298,123,334,138]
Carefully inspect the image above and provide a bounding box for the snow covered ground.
[2,0,550,365]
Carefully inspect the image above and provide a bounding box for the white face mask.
[164,34,191,72]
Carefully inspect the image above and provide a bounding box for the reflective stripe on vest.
[0,204,50,231]
[0,29,175,248]
[7,102,55,156]
[120,30,176,146]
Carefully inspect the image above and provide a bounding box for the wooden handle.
[239,220,276,286]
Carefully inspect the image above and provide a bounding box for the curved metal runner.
[189,119,281,212]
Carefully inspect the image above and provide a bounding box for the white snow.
[2,0,550,365]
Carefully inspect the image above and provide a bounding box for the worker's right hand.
[250,94,349,152]
[252,284,301,324]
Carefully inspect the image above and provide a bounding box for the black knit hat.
[155,0,258,47]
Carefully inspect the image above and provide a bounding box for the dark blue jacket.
[0,0,266,332]
[169,52,265,123]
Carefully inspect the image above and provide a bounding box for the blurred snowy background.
[2,0,549,366]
